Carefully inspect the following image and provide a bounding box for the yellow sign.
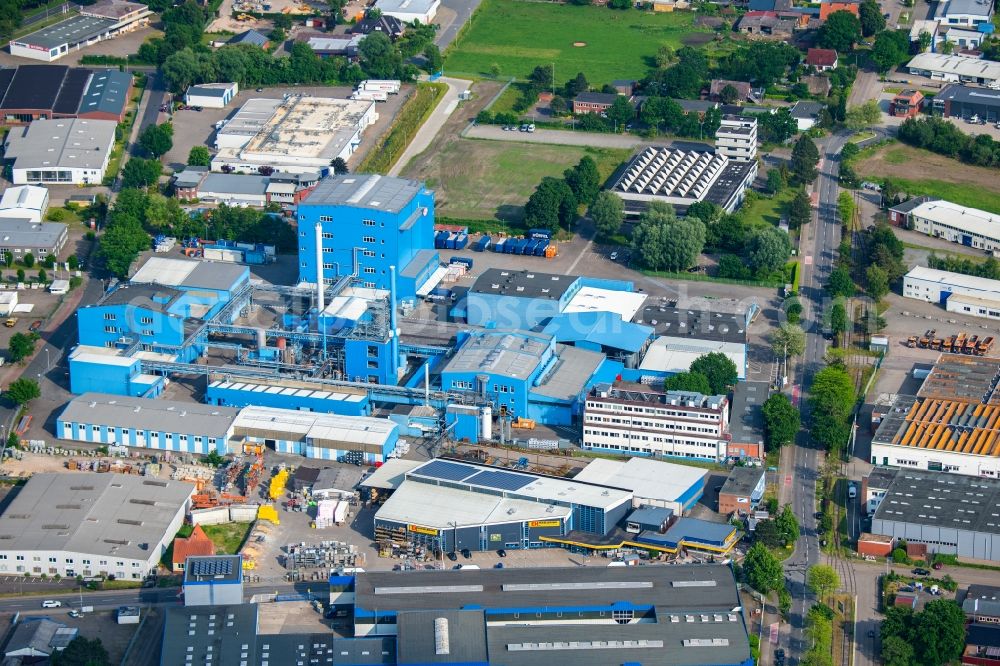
[408,524,439,536]
[528,520,561,528]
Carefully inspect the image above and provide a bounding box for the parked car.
[610,252,618,261]
[497,549,507,558]
[68,610,81,618]
[527,124,535,132]
[28,320,41,332]
[41,600,61,608]
[912,567,930,576]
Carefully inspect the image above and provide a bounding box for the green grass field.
[879,178,1000,215]
[445,0,700,84]
[405,139,630,223]
[741,189,796,228]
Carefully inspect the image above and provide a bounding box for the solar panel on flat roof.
[189,558,233,577]
[464,470,533,492]
[411,460,476,482]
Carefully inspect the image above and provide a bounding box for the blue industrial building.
[68,348,165,398]
[297,174,440,300]
[440,329,616,426]
[205,378,371,416]
[542,310,653,368]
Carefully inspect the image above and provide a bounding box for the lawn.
[444,0,701,84]
[202,522,253,555]
[740,189,796,228]
[854,144,1000,215]
[404,138,630,224]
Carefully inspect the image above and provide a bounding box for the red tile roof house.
[891,89,924,117]
[573,92,619,115]
[171,524,216,573]
[807,48,839,71]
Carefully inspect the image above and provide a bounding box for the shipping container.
[445,233,457,250]
[451,256,474,270]
[504,239,518,254]
[359,79,401,94]
[492,238,506,253]
[434,231,449,249]
[454,233,469,249]
[528,228,552,240]
[523,239,539,256]
[534,239,549,256]
[474,236,491,252]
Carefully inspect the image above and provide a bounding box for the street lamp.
[45,348,50,372]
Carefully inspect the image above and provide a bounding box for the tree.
[663,371,712,394]
[767,168,785,195]
[770,323,806,358]
[754,519,784,547]
[15,268,24,283]
[791,136,820,184]
[37,268,46,283]
[202,449,227,467]
[859,0,886,36]
[606,95,634,130]
[549,95,567,116]
[810,364,857,450]
[746,226,792,276]
[590,191,624,238]
[912,600,966,666]
[524,177,575,232]
[827,266,855,297]
[51,636,111,666]
[22,253,34,269]
[830,301,848,335]
[762,393,800,450]
[187,145,211,167]
[8,333,37,363]
[871,30,912,73]
[359,31,402,79]
[4,378,40,405]
[564,156,601,205]
[423,43,443,73]
[690,352,738,395]
[719,83,740,105]
[139,122,173,158]
[789,188,812,229]
[273,13,292,29]
[655,44,674,68]
[776,504,800,544]
[330,157,349,175]
[807,564,840,600]
[68,255,79,270]
[632,202,705,272]
[817,10,862,52]
[845,100,882,130]
[744,542,784,593]
[121,158,162,189]
[881,636,916,666]
[917,30,933,53]
[866,265,890,301]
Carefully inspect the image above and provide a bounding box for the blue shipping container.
[451,256,473,269]
[523,239,539,255]
[474,236,491,252]
[434,231,449,249]
[492,238,506,253]
[504,239,517,254]
[455,233,469,249]
[528,228,552,240]
[534,239,549,256]
[445,233,457,250]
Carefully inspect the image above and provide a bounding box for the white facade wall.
[11,162,109,186]
[946,293,1000,320]
[912,210,1000,252]
[903,270,1000,322]
[57,419,233,455]
[715,118,758,163]
[871,441,1000,477]
[582,397,730,461]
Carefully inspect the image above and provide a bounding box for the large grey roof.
[301,174,424,213]
[0,472,195,561]
[3,118,116,171]
[964,584,1000,618]
[865,466,898,491]
[530,343,604,401]
[129,257,248,292]
[728,381,768,445]
[12,14,116,50]
[937,83,1000,107]
[199,173,270,197]
[872,468,1000,535]
[79,69,131,117]
[471,268,577,300]
[94,283,184,314]
[396,609,489,664]
[160,604,259,666]
[58,393,238,438]
[6,618,65,657]
[720,466,765,497]
[444,331,548,379]
[937,0,994,18]
[0,219,67,250]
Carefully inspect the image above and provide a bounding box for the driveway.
[463,124,644,149]
[389,76,471,176]
[435,0,483,49]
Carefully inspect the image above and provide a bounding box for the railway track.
[825,459,859,666]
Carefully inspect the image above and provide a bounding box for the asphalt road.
[783,131,851,664]
[436,0,483,49]
[132,71,166,158]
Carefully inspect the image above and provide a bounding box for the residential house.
[803,74,833,96]
[573,92,619,114]
[302,33,365,58]
[612,79,637,96]
[963,584,1000,624]
[352,14,405,38]
[736,11,797,39]
[171,524,216,573]
[807,48,839,70]
[819,0,860,20]
[673,98,720,117]
[710,79,762,103]
[891,89,924,117]
[228,29,269,48]
[652,0,691,11]
[790,100,825,130]
[964,624,1000,666]
[748,0,792,10]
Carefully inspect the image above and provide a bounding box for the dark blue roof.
[78,69,130,117]
[229,29,268,46]
[748,0,777,10]
[627,506,673,526]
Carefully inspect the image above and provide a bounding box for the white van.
[848,484,857,499]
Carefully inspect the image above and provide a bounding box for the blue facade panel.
[56,419,229,454]
[205,383,371,416]
[344,338,395,384]
[67,355,165,397]
[78,303,186,349]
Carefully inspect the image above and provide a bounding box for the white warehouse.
[0,473,194,580]
[903,266,1000,320]
[907,199,1000,252]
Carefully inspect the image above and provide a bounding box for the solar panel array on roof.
[411,459,476,482]
[189,558,233,577]
[464,469,533,492]
[1,65,68,110]
[54,68,91,115]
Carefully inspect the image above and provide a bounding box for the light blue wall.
[205,383,371,416]
[297,182,436,299]
[68,355,156,397]
[78,303,186,349]
[56,419,230,454]
[344,338,396,384]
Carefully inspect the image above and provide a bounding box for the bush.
[892,548,909,564]
[357,83,445,174]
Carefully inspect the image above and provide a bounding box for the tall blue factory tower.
[297,174,439,300]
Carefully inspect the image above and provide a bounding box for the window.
[362,250,375,257]
[323,263,333,270]
[140,317,153,325]
[15,556,23,561]
[49,557,56,563]
[362,236,376,244]
[319,216,333,223]
[104,313,116,321]
[104,325,117,333]
[363,281,376,288]
[363,267,376,274]
[362,219,376,227]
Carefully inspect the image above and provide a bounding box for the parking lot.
[160,85,411,174]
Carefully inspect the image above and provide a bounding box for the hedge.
[357,83,446,175]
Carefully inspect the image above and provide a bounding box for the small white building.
[934,0,994,29]
[0,186,49,223]
[904,266,1000,320]
[907,199,1000,252]
[0,292,17,316]
[374,0,440,24]
[639,336,747,380]
[184,82,239,109]
[3,118,116,185]
[908,52,1000,84]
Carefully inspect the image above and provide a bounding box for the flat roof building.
[573,456,708,514]
[908,52,1000,84]
[903,265,1000,321]
[213,96,377,173]
[374,0,440,24]
[0,218,68,258]
[934,83,1000,122]
[718,467,766,515]
[9,1,151,62]
[0,472,194,579]
[0,186,49,223]
[905,199,1000,253]
[872,468,1000,561]
[184,82,238,109]
[3,117,116,185]
[639,336,748,380]
[728,381,768,459]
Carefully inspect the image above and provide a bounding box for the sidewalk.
[389,76,471,177]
